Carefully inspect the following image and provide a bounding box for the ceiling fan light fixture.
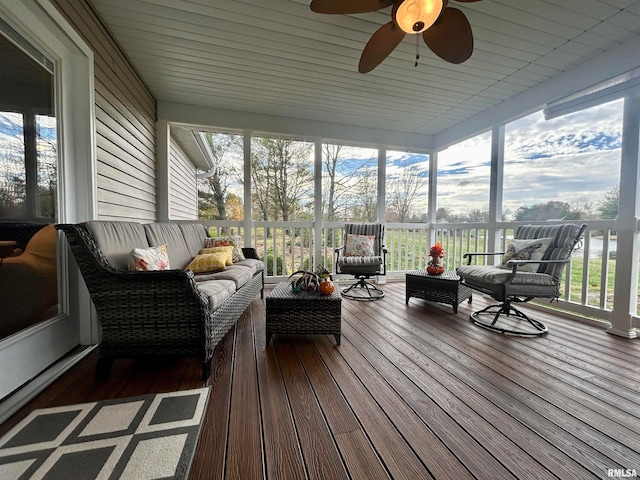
[394,0,443,34]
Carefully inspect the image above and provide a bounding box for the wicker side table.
[266,282,342,345]
[406,270,472,313]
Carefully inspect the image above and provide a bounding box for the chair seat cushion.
[338,255,383,267]
[456,265,556,286]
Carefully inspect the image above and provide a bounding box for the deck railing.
[201,220,622,319]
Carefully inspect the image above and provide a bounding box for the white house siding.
[52,0,157,222]
[169,138,197,220]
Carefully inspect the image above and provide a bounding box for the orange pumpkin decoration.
[319,278,335,295]
[427,256,445,275]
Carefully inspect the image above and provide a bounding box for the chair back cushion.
[344,223,384,255]
[514,224,582,283]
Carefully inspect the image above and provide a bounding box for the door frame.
[0,0,97,418]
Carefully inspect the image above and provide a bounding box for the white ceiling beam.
[158,101,434,151]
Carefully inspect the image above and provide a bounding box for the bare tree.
[251,137,313,222]
[386,165,426,222]
[322,145,378,221]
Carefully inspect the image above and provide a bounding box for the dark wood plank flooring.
[2,281,640,479]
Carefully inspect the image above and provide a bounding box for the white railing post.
[243,129,252,245]
[314,139,323,271]
[609,95,640,338]
[487,125,504,261]
[428,151,438,247]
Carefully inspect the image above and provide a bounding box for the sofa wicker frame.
[56,223,264,380]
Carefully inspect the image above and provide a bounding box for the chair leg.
[341,276,384,300]
[470,300,548,336]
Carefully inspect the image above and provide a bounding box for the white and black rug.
[0,387,210,480]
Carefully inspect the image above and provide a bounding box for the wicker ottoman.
[406,270,472,313]
[266,282,342,345]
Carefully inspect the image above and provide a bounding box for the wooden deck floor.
[2,282,640,479]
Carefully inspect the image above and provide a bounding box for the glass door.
[0,20,79,401]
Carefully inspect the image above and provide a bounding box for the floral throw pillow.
[131,244,170,271]
[185,252,230,273]
[498,237,553,272]
[200,246,235,266]
[345,233,375,257]
[205,235,245,263]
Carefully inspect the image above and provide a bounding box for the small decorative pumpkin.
[318,278,335,295]
[427,264,444,275]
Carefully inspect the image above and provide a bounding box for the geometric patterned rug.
[0,387,210,480]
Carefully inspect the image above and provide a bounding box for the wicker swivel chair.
[456,223,586,336]
[335,223,387,300]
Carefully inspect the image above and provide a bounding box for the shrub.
[266,250,285,276]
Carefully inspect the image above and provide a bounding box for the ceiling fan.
[310,0,482,73]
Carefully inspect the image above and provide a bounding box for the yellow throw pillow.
[200,246,234,266]
[185,252,230,273]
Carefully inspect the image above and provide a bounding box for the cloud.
[437,99,623,215]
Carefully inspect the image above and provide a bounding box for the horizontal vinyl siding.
[52,0,157,222]
[169,138,197,221]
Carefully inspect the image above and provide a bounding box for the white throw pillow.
[498,237,553,272]
[131,244,170,271]
[345,233,375,257]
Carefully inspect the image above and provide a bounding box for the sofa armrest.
[242,247,260,259]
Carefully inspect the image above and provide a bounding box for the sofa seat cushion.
[194,265,254,289]
[232,258,264,276]
[196,279,236,310]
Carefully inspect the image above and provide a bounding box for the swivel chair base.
[341,277,384,301]
[470,301,548,337]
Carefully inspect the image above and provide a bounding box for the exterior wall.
[169,138,197,220]
[51,0,157,222]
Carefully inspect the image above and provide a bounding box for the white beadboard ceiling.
[90,0,640,142]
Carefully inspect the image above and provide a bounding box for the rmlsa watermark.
[608,469,638,478]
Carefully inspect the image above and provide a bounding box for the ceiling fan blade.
[423,7,473,64]
[359,21,405,73]
[310,0,394,14]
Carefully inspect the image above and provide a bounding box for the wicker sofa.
[56,221,264,380]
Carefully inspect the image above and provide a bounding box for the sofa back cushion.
[144,223,192,269]
[178,223,208,257]
[85,221,148,271]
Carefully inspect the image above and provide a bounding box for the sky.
[210,97,624,221]
[436,98,624,218]
[3,98,624,223]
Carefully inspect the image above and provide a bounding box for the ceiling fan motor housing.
[393,0,444,34]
